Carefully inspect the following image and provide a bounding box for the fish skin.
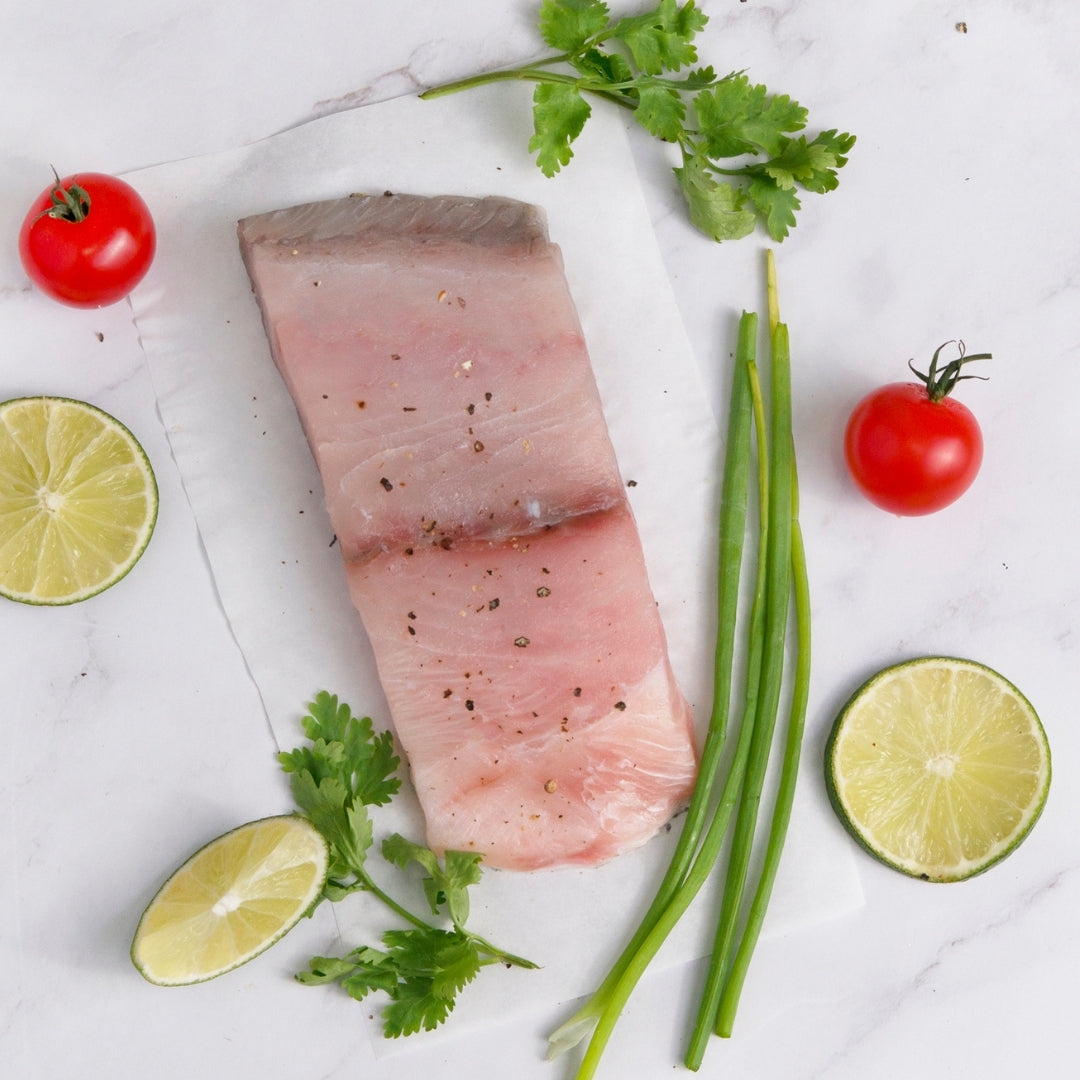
[237,191,549,250]
[239,192,697,870]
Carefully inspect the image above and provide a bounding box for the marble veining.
[811,861,1079,1080]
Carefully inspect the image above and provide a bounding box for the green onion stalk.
[547,309,759,1067]
[547,251,811,1078]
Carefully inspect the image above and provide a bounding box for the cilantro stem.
[470,934,539,970]
[705,164,763,177]
[421,65,642,112]
[332,864,536,968]
[422,61,729,109]
[420,64,580,99]
[337,872,432,931]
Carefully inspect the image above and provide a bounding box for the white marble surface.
[2,2,1077,1078]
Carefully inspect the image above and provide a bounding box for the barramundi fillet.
[238,192,696,871]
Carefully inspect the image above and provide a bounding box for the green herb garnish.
[280,691,536,1038]
[421,0,854,242]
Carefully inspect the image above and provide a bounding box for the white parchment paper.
[127,86,861,1052]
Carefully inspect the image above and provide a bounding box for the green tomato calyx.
[909,340,991,402]
[39,167,91,224]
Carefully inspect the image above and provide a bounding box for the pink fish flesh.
[238,192,697,870]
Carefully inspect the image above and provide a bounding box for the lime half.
[826,657,1050,882]
[0,396,158,604]
[131,815,330,986]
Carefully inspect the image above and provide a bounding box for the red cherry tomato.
[18,171,156,308]
[844,342,990,516]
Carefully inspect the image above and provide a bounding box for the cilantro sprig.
[420,0,854,242]
[279,692,536,1038]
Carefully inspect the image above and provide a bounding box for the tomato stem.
[909,340,991,402]
[38,166,91,224]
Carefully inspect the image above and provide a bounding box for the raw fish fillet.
[238,192,697,870]
[346,505,696,869]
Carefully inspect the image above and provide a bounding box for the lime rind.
[131,814,330,987]
[0,396,158,605]
[825,656,1051,883]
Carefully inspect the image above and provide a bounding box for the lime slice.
[131,815,330,986]
[826,656,1050,882]
[0,396,158,605]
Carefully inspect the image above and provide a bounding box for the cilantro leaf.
[383,988,454,1038]
[381,832,439,876]
[279,693,400,882]
[570,45,633,85]
[674,152,756,242]
[420,0,855,244]
[299,946,402,1001]
[611,0,707,75]
[295,953,365,986]
[343,946,403,997]
[635,83,685,141]
[303,930,483,1038]
[383,928,481,1000]
[538,0,610,53]
[380,928,482,1036]
[694,75,807,159]
[382,834,483,927]
[529,82,592,176]
[281,691,401,808]
[287,770,372,878]
[796,128,857,192]
[426,932,483,1004]
[283,693,536,1039]
[439,850,485,926]
[757,133,850,197]
[746,174,802,241]
[299,689,353,743]
[683,65,720,90]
